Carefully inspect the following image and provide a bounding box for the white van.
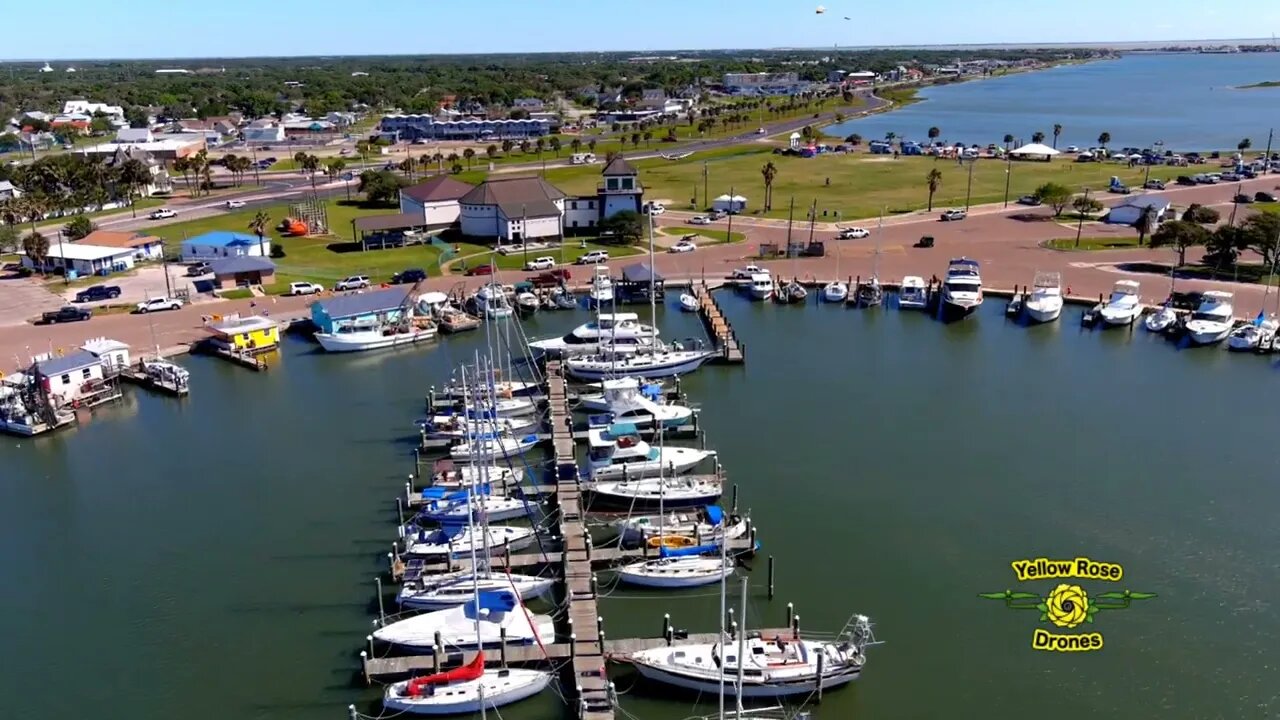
[570,153,597,165]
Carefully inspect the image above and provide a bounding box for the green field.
[32,198,166,231]
[533,150,1153,220]
[663,226,746,244]
[1042,236,1143,251]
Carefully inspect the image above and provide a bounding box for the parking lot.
[55,265,206,308]
[0,271,65,327]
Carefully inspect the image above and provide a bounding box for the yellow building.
[206,315,280,354]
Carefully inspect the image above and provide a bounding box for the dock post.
[590,573,598,597]
[433,631,443,673]
[816,653,825,703]
[584,530,593,562]
[731,484,738,514]
[730,620,738,641]
[349,704,358,720]
[793,614,800,640]
[405,481,412,505]
[598,625,606,653]
[786,602,794,628]
[695,525,702,545]
[367,635,375,661]
[500,627,508,667]
[569,632,577,663]
[748,518,756,550]
[767,555,776,600]
[642,540,650,559]
[727,607,735,635]
[665,625,674,646]
[359,651,369,685]
[375,576,385,624]
[396,497,404,528]
[662,613,670,639]
[387,552,395,577]
[504,542,511,568]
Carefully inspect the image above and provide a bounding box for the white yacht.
[1023,271,1063,323]
[1185,290,1235,345]
[616,551,736,589]
[588,266,614,306]
[1227,315,1279,351]
[1099,280,1143,326]
[564,343,718,381]
[474,283,513,319]
[747,272,775,301]
[583,377,694,430]
[418,415,536,442]
[1144,303,1177,333]
[383,655,551,716]
[373,590,555,651]
[403,524,536,559]
[316,322,437,352]
[528,313,659,358]
[574,379,668,413]
[628,616,876,698]
[430,396,539,419]
[679,293,699,312]
[427,463,524,490]
[897,275,928,310]
[584,423,715,480]
[397,571,554,611]
[585,475,723,508]
[940,258,983,318]
[821,280,849,303]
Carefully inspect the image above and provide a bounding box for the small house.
[311,286,412,335]
[181,231,270,261]
[78,230,165,261]
[19,243,136,277]
[209,256,276,289]
[33,350,105,404]
[1106,196,1172,225]
[206,315,280,354]
[80,338,131,374]
[399,175,473,227]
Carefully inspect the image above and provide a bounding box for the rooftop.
[315,287,412,319]
[81,337,130,356]
[78,230,163,249]
[183,231,261,248]
[602,155,637,176]
[18,243,135,262]
[460,176,566,210]
[35,350,100,377]
[209,256,276,275]
[401,175,474,204]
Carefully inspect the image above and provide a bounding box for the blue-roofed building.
[180,231,271,261]
[310,286,413,335]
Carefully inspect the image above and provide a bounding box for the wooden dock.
[118,366,189,396]
[692,280,745,364]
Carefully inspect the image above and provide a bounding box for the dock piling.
[793,614,800,640]
[500,627,508,667]
[359,651,369,685]
[375,576,385,624]
[816,653,825,703]
[767,555,776,600]
[349,704,358,720]
[396,497,404,528]
[730,620,738,640]
[662,613,670,639]
[727,607,735,634]
[433,632,442,673]
[367,635,374,662]
[786,602,794,628]
[731,484,739,514]
[569,632,577,663]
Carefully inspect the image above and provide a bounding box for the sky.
[5,0,1279,59]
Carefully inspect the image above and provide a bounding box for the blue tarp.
[641,384,663,401]
[660,543,721,558]
[464,590,517,618]
[605,422,640,439]
[704,505,724,526]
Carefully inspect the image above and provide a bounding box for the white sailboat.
[409,492,537,524]
[1099,280,1143,326]
[418,415,537,442]
[448,433,540,461]
[383,653,552,714]
[1185,290,1235,345]
[397,569,554,611]
[403,524,536,559]
[822,240,847,302]
[1022,271,1063,323]
[612,505,748,547]
[585,475,722,508]
[1227,314,1279,351]
[679,293,699,312]
[897,275,928,310]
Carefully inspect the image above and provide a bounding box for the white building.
[597,155,644,219]
[32,351,105,405]
[399,176,473,228]
[18,243,137,277]
[243,120,285,143]
[115,128,154,144]
[0,180,21,200]
[459,177,567,243]
[80,338,131,374]
[62,100,124,123]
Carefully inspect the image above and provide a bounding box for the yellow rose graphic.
[1045,584,1089,628]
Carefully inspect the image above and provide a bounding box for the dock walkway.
[693,280,745,364]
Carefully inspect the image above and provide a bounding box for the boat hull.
[585,481,722,508]
[587,448,712,481]
[1023,301,1062,323]
[632,661,860,698]
[315,327,437,352]
[1100,309,1140,327]
[940,298,981,320]
[616,557,734,588]
[397,574,555,611]
[1185,322,1231,345]
[566,351,716,381]
[384,670,551,715]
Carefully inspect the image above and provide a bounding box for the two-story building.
[399,176,473,228]
[459,176,567,243]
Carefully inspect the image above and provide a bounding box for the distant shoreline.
[1238,80,1280,89]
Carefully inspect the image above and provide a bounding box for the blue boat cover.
[660,543,721,558]
[605,422,640,439]
[520,433,539,444]
[646,447,660,461]
[704,505,724,526]
[641,384,663,401]
[421,484,490,501]
[464,590,517,618]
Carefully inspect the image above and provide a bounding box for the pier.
[692,279,745,364]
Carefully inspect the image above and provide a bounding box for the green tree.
[357,170,407,205]
[925,168,943,211]
[23,230,49,274]
[1149,219,1210,267]
[760,161,778,212]
[1052,123,1062,149]
[1097,132,1111,150]
[927,126,940,143]
[535,137,546,157]
[845,133,863,145]
[323,157,346,181]
[63,215,95,240]
[1034,182,1074,216]
[588,139,597,153]
[1203,225,1245,270]
[450,161,463,175]
[248,210,271,258]
[486,144,498,160]
[300,153,321,187]
[550,137,562,156]
[0,224,19,254]
[1238,138,1252,152]
[1240,211,1280,268]
[1031,131,1046,144]
[598,209,643,244]
[1002,133,1014,150]
[1134,204,1157,246]
[463,147,476,169]
[570,138,582,155]
[1072,195,1103,216]
[1181,203,1221,224]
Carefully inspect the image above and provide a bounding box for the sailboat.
[1228,252,1280,351]
[854,211,885,307]
[821,244,848,302]
[582,423,714,480]
[612,505,748,547]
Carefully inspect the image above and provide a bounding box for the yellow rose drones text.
[979,556,1156,652]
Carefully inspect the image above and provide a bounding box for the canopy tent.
[1009,142,1061,161]
[712,194,748,212]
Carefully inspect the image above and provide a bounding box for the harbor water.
[827,53,1280,151]
[3,294,1279,720]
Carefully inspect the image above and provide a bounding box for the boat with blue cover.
[373,590,555,651]
[585,422,713,480]
[403,523,536,558]
[612,505,748,547]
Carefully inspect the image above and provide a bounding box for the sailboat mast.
[734,575,747,719]
[717,508,727,720]
[648,211,657,350]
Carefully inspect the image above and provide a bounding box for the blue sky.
[6,0,1278,59]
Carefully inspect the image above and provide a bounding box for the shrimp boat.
[403,523,536,559]
[1022,271,1063,323]
[616,544,736,588]
[897,275,928,310]
[397,571,555,611]
[584,423,714,480]
[528,312,659,358]
[382,652,552,715]
[775,279,807,304]
[373,590,555,651]
[854,276,883,307]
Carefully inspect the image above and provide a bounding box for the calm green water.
[3,296,1278,720]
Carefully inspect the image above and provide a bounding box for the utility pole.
[964,158,975,210]
[1002,152,1012,208]
[1265,128,1274,175]
[1074,187,1090,248]
[702,162,709,210]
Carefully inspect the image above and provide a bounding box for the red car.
[464,264,495,276]
[531,269,572,287]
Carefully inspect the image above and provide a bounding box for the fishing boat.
[403,524,536,559]
[679,293,699,312]
[616,545,736,588]
[584,423,713,480]
[628,614,877,698]
[747,273,775,301]
[514,291,540,315]
[383,652,552,715]
[939,258,983,319]
[448,434,540,461]
[573,379,667,413]
[397,571,555,611]
[373,590,555,651]
[588,266,614,306]
[897,276,928,310]
[821,280,848,303]
[474,283,513,319]
[1185,290,1235,345]
[528,313,659,358]
[1023,271,1063,323]
[584,475,723,508]
[612,505,748,547]
[138,357,191,390]
[775,279,807,304]
[1227,314,1279,351]
[564,342,717,381]
[854,277,883,307]
[583,377,694,430]
[1145,303,1177,332]
[551,286,577,309]
[1099,280,1143,326]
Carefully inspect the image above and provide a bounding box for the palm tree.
[885,131,896,142]
[535,137,546,157]
[324,157,346,181]
[588,139,597,153]
[1097,132,1111,151]
[570,138,582,155]
[248,210,270,257]
[928,126,941,144]
[172,156,192,196]
[642,131,652,147]
[518,140,531,154]
[1031,131,1046,144]
[550,137,562,156]
[486,145,498,160]
[1002,133,1014,152]
[398,157,415,180]
[761,161,777,212]
[119,158,152,216]
[1052,123,1063,149]
[463,147,476,169]
[630,132,640,148]
[1238,138,1252,152]
[299,154,320,187]
[926,168,943,211]
[501,139,514,155]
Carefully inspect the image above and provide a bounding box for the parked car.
[669,239,697,253]
[731,265,766,279]
[576,250,610,265]
[1221,172,1240,182]
[334,275,370,291]
[940,209,967,222]
[74,285,121,303]
[1233,193,1255,204]
[1255,191,1278,203]
[838,227,870,239]
[915,236,935,248]
[42,306,92,324]
[1143,179,1166,190]
[465,264,495,276]
[287,281,324,296]
[136,296,184,313]
[756,127,767,135]
[1107,184,1131,194]
[225,200,246,209]
[186,262,211,277]
[531,269,572,287]
[1016,195,1042,206]
[523,256,556,271]
[709,210,728,220]
[149,208,177,219]
[1176,175,1196,186]
[391,268,427,284]
[641,202,665,216]
[1064,145,1080,153]
[689,216,711,225]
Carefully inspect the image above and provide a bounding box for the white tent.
[1009,142,1061,160]
[712,194,748,213]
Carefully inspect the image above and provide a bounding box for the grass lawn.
[218,288,254,299]
[32,198,166,230]
[1251,203,1280,215]
[448,241,642,272]
[662,226,746,244]
[533,149,1153,220]
[1042,236,1142,251]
